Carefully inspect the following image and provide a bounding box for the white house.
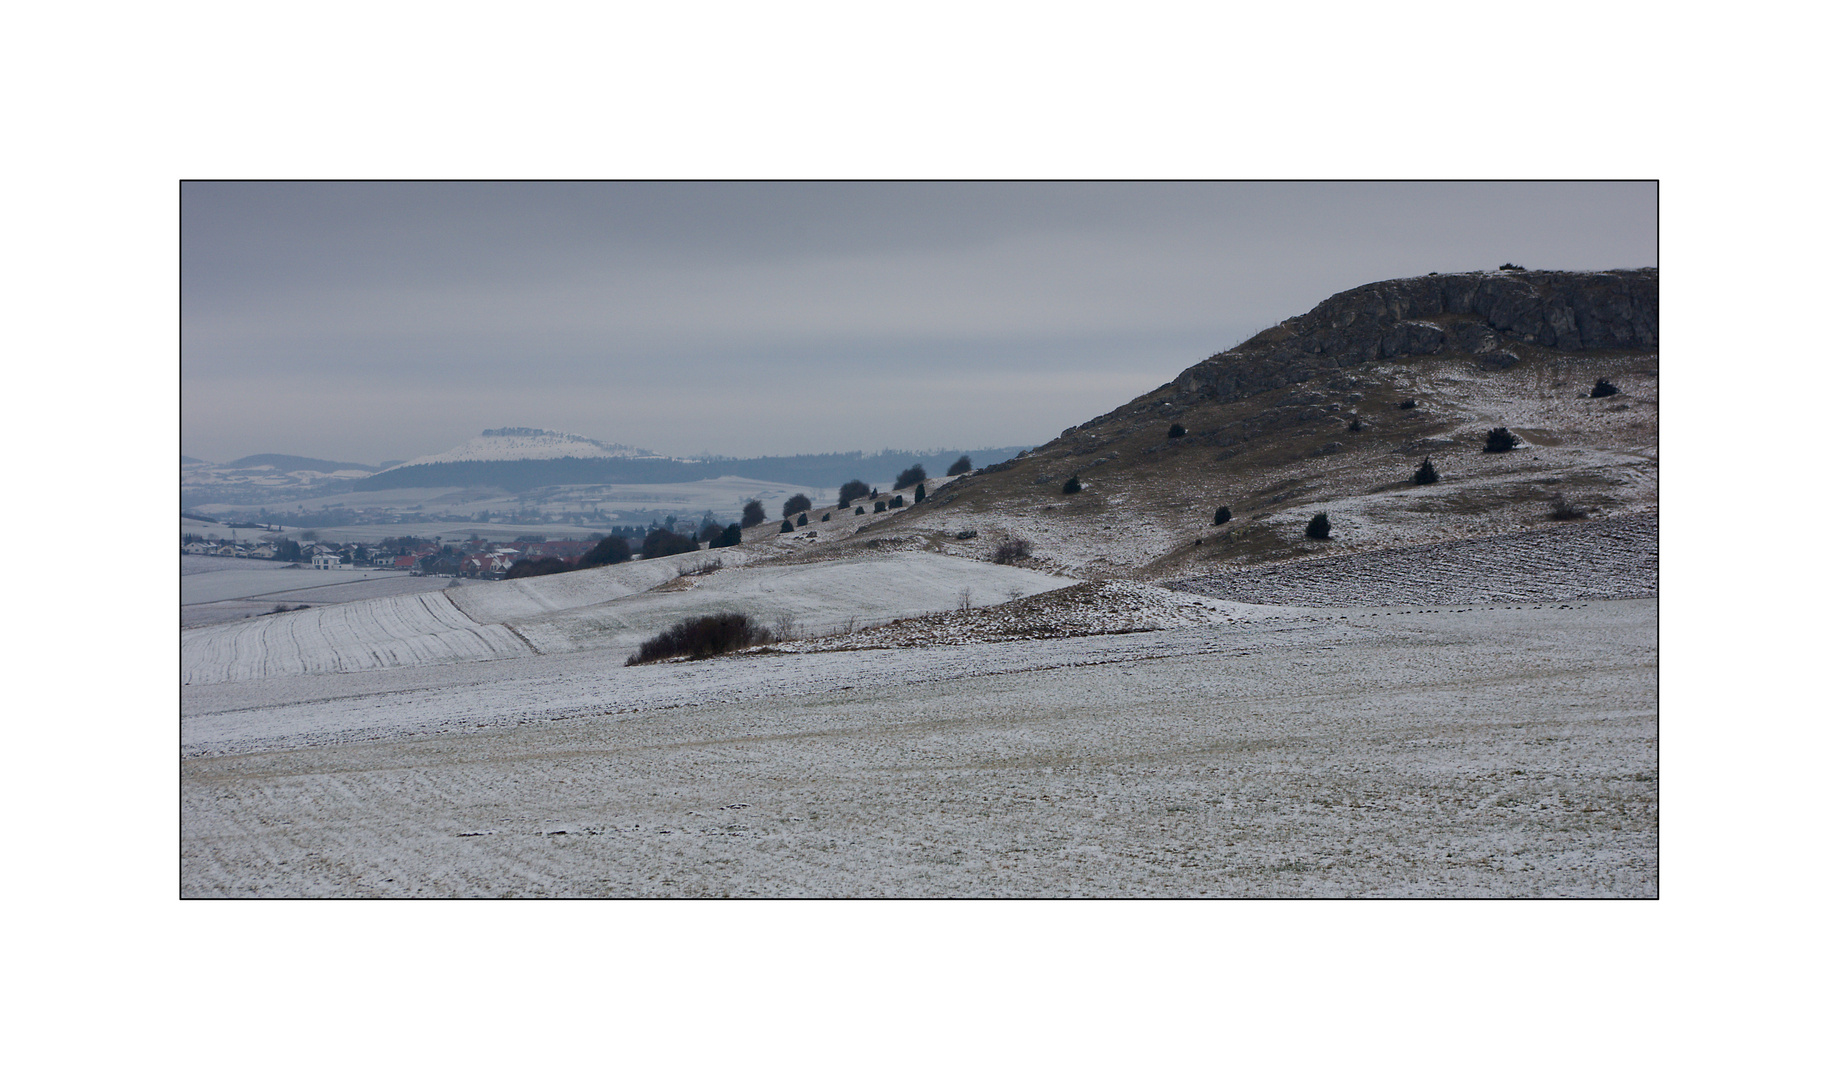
[311,553,343,570]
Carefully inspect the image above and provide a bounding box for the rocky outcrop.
[1159,268,1656,409]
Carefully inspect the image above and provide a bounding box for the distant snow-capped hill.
[397,428,660,467]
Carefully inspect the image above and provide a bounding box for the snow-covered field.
[180,521,1658,897]
[180,557,455,627]
[1174,512,1657,607]
[181,597,1657,897]
[182,550,1071,685]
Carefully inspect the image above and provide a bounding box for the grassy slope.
[822,340,1658,581]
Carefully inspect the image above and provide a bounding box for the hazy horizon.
[182,181,1657,465]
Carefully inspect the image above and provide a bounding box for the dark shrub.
[1483,427,1517,453]
[710,523,743,548]
[507,556,568,579]
[889,494,905,508]
[796,512,808,526]
[578,534,632,568]
[1213,506,1232,526]
[1548,494,1588,521]
[783,494,812,518]
[1347,416,1364,432]
[626,613,770,666]
[874,501,886,512]
[1590,378,1620,398]
[855,506,865,515]
[1413,457,1440,484]
[838,479,870,506]
[643,528,700,559]
[698,521,724,545]
[914,483,925,501]
[821,512,830,522]
[947,455,973,476]
[993,538,1034,564]
[1062,475,1082,494]
[1499,262,1526,271]
[1168,423,1186,439]
[955,530,977,540]
[741,500,765,527]
[1305,513,1330,540]
[779,519,793,533]
[1398,399,1417,410]
[895,464,927,489]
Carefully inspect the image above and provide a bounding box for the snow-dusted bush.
[1305,513,1331,539]
[1548,494,1588,520]
[626,613,770,666]
[993,538,1033,564]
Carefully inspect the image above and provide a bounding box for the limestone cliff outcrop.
[1153,267,1656,412]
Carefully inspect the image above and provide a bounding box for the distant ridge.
[354,446,1034,492]
[224,453,377,473]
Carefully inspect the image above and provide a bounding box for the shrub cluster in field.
[993,538,1033,564]
[626,613,772,665]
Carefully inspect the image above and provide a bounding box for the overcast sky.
[181,181,1656,465]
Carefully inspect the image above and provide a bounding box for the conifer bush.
[643,528,700,558]
[1168,423,1187,439]
[1347,415,1364,432]
[1483,427,1517,453]
[1062,475,1082,494]
[855,506,865,515]
[1213,506,1232,526]
[1590,378,1620,398]
[874,501,886,512]
[779,519,793,533]
[578,534,632,567]
[889,494,905,508]
[821,512,830,522]
[1413,457,1439,484]
[1398,399,1417,410]
[1305,513,1331,539]
[914,483,926,501]
[796,512,808,526]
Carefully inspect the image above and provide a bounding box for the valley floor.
[181,597,1656,898]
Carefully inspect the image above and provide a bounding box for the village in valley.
[182,529,603,579]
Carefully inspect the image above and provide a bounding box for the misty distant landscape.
[181,183,1657,898]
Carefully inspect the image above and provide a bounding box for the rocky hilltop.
[1115,268,1656,423]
